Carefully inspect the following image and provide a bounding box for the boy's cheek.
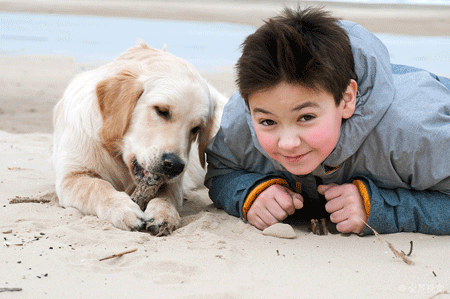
[255,130,276,153]
[305,125,339,150]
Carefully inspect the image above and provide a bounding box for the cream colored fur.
[52,41,226,234]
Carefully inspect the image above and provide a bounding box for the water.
[1,12,449,76]
[0,12,255,72]
[377,34,450,76]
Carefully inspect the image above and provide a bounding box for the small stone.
[262,223,296,239]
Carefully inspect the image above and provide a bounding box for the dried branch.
[9,197,51,204]
[360,218,414,265]
[99,248,138,261]
[429,290,449,299]
[0,288,22,292]
[9,192,56,204]
[401,240,413,257]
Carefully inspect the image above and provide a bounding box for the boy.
[205,7,450,235]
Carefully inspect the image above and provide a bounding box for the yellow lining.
[325,165,340,174]
[353,180,371,218]
[242,178,289,221]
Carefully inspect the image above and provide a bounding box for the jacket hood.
[217,21,396,176]
[244,21,396,173]
[322,21,395,169]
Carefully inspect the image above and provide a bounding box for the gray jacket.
[205,21,450,235]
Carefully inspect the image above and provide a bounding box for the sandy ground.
[1,1,450,298]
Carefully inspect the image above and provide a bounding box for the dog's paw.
[98,192,146,231]
[143,198,181,236]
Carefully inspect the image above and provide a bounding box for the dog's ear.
[198,122,213,169]
[96,69,144,154]
[197,84,226,168]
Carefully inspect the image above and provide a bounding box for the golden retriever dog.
[52,41,226,236]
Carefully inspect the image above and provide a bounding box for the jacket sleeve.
[207,168,290,220]
[205,133,292,220]
[205,92,292,220]
[355,177,450,235]
[205,126,292,220]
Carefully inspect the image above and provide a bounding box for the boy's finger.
[285,188,304,210]
[249,208,278,230]
[275,189,296,215]
[317,183,338,195]
[293,197,303,210]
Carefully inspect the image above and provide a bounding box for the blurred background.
[1,0,449,133]
[2,0,450,72]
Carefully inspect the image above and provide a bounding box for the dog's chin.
[130,157,146,180]
[130,157,158,184]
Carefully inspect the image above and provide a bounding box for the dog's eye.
[155,106,170,119]
[191,126,200,136]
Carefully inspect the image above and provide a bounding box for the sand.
[1,1,450,298]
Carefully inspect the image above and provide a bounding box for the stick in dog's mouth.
[131,158,164,211]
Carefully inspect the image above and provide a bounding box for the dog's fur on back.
[52,41,226,235]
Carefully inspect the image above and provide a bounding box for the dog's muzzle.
[131,153,185,181]
[159,153,185,178]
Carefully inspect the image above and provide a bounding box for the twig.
[9,197,51,204]
[360,218,414,265]
[401,240,413,257]
[0,288,22,292]
[429,290,449,299]
[99,248,138,261]
[7,167,21,170]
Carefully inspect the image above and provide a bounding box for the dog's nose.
[160,153,185,178]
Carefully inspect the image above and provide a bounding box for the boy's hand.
[318,183,367,234]
[247,184,303,230]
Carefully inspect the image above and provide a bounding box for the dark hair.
[236,7,356,106]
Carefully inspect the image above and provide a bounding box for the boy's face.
[249,81,356,175]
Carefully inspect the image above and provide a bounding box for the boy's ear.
[341,79,357,119]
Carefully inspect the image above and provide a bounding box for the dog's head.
[96,42,219,184]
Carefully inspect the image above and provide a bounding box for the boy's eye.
[299,114,315,122]
[260,119,276,126]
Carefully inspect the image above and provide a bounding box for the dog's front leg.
[144,181,183,236]
[58,173,145,231]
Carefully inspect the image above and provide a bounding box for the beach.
[1,1,450,298]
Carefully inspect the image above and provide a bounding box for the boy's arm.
[207,168,290,220]
[354,177,450,235]
[205,131,292,220]
[205,91,293,220]
[205,132,295,222]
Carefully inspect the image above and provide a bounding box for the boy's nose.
[278,129,301,150]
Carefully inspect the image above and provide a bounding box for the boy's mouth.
[282,152,310,163]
